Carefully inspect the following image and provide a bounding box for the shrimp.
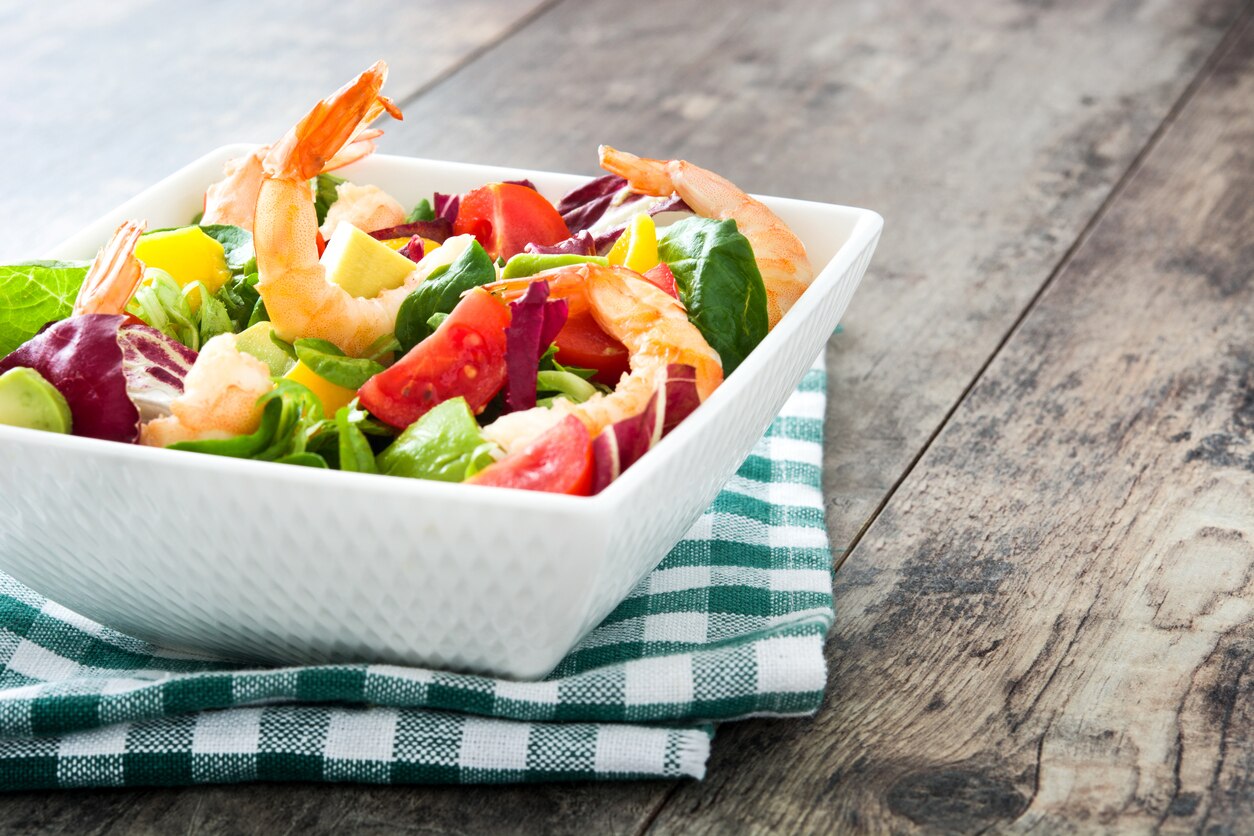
[201,72,396,229]
[598,145,813,329]
[73,219,147,316]
[140,333,274,447]
[201,148,268,229]
[319,182,405,240]
[482,264,723,453]
[252,61,474,357]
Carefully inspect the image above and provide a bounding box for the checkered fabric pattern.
[0,359,833,789]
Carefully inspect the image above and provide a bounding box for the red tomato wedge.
[468,415,593,495]
[642,262,680,299]
[453,183,570,261]
[533,274,631,384]
[553,309,630,385]
[358,289,510,429]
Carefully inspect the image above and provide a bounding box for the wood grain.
[0,0,1248,832]
[649,14,1254,834]
[0,0,555,261]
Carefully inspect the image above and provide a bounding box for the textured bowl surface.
[0,147,881,680]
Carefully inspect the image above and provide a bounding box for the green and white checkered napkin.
[0,360,833,790]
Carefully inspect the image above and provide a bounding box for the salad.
[0,61,813,496]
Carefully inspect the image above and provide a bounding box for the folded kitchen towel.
[0,359,834,789]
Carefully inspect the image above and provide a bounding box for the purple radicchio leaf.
[503,178,538,191]
[433,192,460,223]
[591,392,661,494]
[118,322,197,423]
[398,235,426,263]
[367,218,453,245]
[557,174,627,233]
[0,314,194,443]
[539,298,569,351]
[590,363,701,493]
[524,229,598,256]
[503,281,570,414]
[661,363,701,434]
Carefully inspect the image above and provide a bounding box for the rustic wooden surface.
[1,0,1252,832]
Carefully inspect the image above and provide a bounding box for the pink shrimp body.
[251,61,474,357]
[201,149,268,229]
[598,145,813,328]
[201,72,395,231]
[141,333,274,447]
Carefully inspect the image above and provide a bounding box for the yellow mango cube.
[134,227,231,297]
[284,361,357,415]
[607,213,659,275]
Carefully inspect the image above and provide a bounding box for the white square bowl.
[0,146,881,680]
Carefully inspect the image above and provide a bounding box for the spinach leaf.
[362,333,401,364]
[394,241,496,352]
[293,338,385,389]
[313,173,346,226]
[405,198,435,223]
[216,271,267,332]
[377,397,496,482]
[0,261,89,358]
[269,330,297,361]
[198,224,256,275]
[657,216,769,375]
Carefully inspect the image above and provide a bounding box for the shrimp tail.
[598,145,675,197]
[73,219,147,316]
[265,60,402,182]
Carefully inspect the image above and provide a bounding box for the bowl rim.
[4,145,883,516]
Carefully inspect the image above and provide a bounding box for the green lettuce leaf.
[0,261,90,359]
[216,271,267,332]
[335,402,379,474]
[127,269,199,349]
[314,173,347,226]
[534,343,607,405]
[377,397,496,482]
[657,216,769,375]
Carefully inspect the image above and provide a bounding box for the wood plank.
[0,1,1243,832]
[649,14,1254,833]
[0,0,554,261]
[0,781,663,835]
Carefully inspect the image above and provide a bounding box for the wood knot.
[886,768,1027,830]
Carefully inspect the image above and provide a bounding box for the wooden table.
[3,1,1251,831]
